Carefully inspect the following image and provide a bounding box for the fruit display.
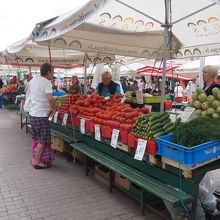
[0,84,17,94]
[172,117,220,147]
[189,87,220,118]
[131,112,179,139]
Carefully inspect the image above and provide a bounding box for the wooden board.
[117,142,130,153]
[161,156,220,179]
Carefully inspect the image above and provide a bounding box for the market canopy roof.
[31,0,220,59]
[2,37,115,67]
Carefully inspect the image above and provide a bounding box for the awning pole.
[160,0,171,112]
[84,53,88,94]
[199,57,205,88]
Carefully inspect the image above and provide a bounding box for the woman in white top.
[174,82,184,103]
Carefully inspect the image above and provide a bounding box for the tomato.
[83,101,90,107]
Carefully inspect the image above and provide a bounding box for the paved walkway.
[0,109,164,220]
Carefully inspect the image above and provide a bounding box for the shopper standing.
[69,76,81,94]
[29,63,56,169]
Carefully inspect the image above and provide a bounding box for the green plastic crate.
[132,96,167,104]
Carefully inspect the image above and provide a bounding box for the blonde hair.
[203,65,218,79]
[102,70,112,79]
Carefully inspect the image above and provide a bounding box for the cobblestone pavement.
[0,109,166,220]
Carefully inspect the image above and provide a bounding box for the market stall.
[36,91,219,219]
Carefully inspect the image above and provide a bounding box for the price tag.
[120,96,126,103]
[104,96,110,100]
[62,113,68,126]
[95,124,101,141]
[134,139,147,161]
[53,111,59,123]
[80,118,86,134]
[177,107,195,123]
[111,129,120,148]
[48,115,53,121]
[136,91,144,104]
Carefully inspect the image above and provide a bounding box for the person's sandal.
[34,162,51,169]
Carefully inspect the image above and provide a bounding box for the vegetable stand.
[48,117,220,220]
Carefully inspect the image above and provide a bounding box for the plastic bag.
[199,172,217,213]
[164,199,205,220]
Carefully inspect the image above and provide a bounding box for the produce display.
[189,87,220,118]
[55,96,66,108]
[57,94,150,132]
[125,91,152,102]
[0,84,17,94]
[172,117,220,147]
[131,112,179,139]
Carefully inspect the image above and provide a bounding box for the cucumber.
[150,127,164,135]
[149,112,163,121]
[151,123,162,131]
[163,122,173,130]
[161,118,171,126]
[148,119,161,127]
[153,131,166,138]
[165,125,175,133]
[159,113,170,122]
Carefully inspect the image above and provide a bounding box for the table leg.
[109,170,113,193]
[140,188,145,216]
[85,156,89,176]
[20,113,23,129]
[25,116,28,134]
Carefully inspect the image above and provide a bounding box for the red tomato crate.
[101,126,112,138]
[71,116,80,127]
[147,140,158,156]
[120,130,128,144]
[128,133,137,149]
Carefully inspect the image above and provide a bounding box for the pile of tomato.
[57,94,149,132]
[0,84,17,94]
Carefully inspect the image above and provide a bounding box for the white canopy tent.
[2,38,115,67]
[8,0,219,110]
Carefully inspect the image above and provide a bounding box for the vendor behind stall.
[93,71,121,97]
[203,65,220,96]
[69,76,81,94]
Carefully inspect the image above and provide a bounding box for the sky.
[0,0,89,51]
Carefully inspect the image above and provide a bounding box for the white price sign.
[111,129,120,148]
[134,139,147,161]
[62,113,68,126]
[80,118,86,134]
[95,124,101,141]
[178,107,195,123]
[136,91,144,104]
[53,111,59,123]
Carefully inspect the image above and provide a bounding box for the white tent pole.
[160,0,171,112]
[84,52,88,94]
[199,57,205,88]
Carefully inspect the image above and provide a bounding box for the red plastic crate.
[147,140,158,156]
[89,121,95,133]
[71,117,80,127]
[119,131,128,144]
[101,126,112,138]
[128,133,137,149]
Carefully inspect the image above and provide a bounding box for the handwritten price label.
[62,113,68,126]
[111,129,120,148]
[95,124,101,141]
[134,139,147,161]
[53,111,59,123]
[80,118,86,134]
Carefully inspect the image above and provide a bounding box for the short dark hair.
[40,63,53,76]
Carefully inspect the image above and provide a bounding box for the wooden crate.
[117,142,130,153]
[51,135,71,153]
[95,165,111,186]
[161,156,220,179]
[115,173,130,191]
